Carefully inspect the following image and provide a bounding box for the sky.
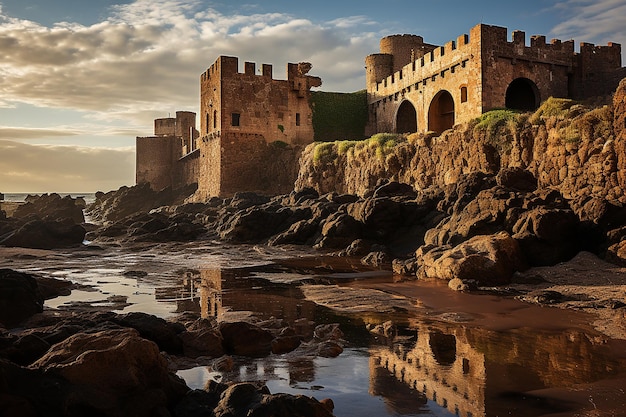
[0,0,624,193]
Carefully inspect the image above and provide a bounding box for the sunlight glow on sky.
[0,0,624,192]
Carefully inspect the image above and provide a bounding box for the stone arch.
[428,90,455,134]
[396,100,418,133]
[505,78,540,111]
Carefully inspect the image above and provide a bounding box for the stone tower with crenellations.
[136,57,321,198]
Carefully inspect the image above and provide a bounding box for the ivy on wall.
[310,90,368,142]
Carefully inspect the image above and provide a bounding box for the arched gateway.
[505,78,540,111]
[428,90,455,134]
[396,100,417,133]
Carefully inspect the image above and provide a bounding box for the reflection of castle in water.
[198,269,316,322]
[369,321,624,417]
[164,268,624,416]
[370,325,485,417]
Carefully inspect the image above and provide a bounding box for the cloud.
[0,126,80,139]
[0,140,135,192]
[0,0,382,127]
[551,0,626,47]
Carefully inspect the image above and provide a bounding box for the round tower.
[380,34,427,73]
[365,53,393,89]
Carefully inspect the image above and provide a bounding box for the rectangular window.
[461,86,468,103]
[231,113,240,127]
[295,113,301,126]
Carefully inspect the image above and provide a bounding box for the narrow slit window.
[231,112,240,127]
[460,86,468,103]
[295,113,301,126]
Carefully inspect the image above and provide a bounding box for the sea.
[1,192,97,205]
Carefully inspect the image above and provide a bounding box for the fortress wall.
[175,149,200,189]
[479,25,573,109]
[368,29,480,133]
[136,136,176,191]
[196,133,222,200]
[367,25,482,134]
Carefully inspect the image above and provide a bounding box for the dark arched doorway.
[505,78,540,111]
[428,90,455,134]
[396,100,417,133]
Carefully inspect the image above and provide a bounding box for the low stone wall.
[295,79,626,205]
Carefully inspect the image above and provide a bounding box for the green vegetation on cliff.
[311,90,368,142]
[312,133,401,165]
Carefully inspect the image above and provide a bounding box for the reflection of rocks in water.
[369,321,625,417]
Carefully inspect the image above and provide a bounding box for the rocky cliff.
[296,79,626,206]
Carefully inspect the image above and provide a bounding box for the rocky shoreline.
[1,89,626,415]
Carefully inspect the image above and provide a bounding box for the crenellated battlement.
[201,56,274,83]
[366,23,623,137]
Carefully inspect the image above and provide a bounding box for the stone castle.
[136,23,624,197]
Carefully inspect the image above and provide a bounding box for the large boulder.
[180,328,224,358]
[112,312,184,354]
[0,269,43,328]
[512,207,580,266]
[218,206,296,243]
[212,382,335,417]
[13,193,85,223]
[31,328,188,416]
[416,231,525,286]
[0,219,86,249]
[218,322,274,357]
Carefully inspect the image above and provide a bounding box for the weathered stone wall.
[199,56,320,147]
[175,149,200,189]
[193,132,302,199]
[296,83,626,205]
[136,136,176,191]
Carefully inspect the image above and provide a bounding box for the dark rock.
[0,219,86,249]
[5,333,50,366]
[180,328,224,358]
[31,328,188,416]
[372,181,418,198]
[267,219,319,246]
[13,193,85,223]
[113,312,184,354]
[218,321,274,357]
[0,269,43,328]
[87,182,197,224]
[512,208,580,266]
[496,167,538,192]
[210,382,335,417]
[229,192,271,210]
[218,206,293,243]
[315,212,362,249]
[271,335,301,354]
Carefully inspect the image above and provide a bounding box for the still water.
[3,242,625,417]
